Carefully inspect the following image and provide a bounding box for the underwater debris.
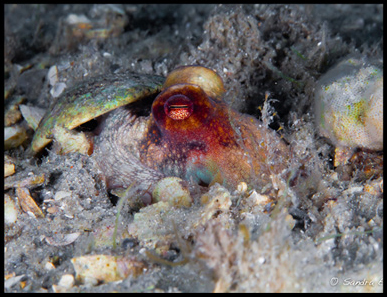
[314,56,383,152]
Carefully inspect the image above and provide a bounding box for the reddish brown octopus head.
[138,65,290,189]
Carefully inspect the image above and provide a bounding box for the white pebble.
[54,191,71,200]
[58,274,74,289]
[47,65,59,86]
[50,82,67,98]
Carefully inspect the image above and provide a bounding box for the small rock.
[44,262,56,271]
[4,125,28,150]
[46,206,59,214]
[4,108,22,127]
[52,274,75,292]
[200,184,232,223]
[66,13,91,25]
[16,187,44,218]
[4,274,26,290]
[245,190,271,209]
[71,254,146,285]
[45,232,81,246]
[58,274,74,288]
[152,177,192,207]
[4,155,16,177]
[19,104,46,131]
[47,65,59,86]
[50,82,67,98]
[51,125,92,155]
[4,194,19,224]
[4,172,45,190]
[236,181,248,194]
[54,190,72,201]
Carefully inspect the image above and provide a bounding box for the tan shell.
[163,65,225,100]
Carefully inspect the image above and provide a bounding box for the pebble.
[4,155,16,177]
[54,190,72,201]
[47,65,59,86]
[52,274,75,292]
[152,177,192,207]
[19,104,46,131]
[4,194,18,224]
[45,232,81,246]
[50,82,67,98]
[4,274,26,290]
[58,274,75,288]
[44,262,56,271]
[16,187,45,218]
[71,254,146,285]
[4,125,28,150]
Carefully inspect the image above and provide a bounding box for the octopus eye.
[164,95,194,120]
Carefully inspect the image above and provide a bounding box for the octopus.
[92,66,290,191]
[30,65,290,195]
